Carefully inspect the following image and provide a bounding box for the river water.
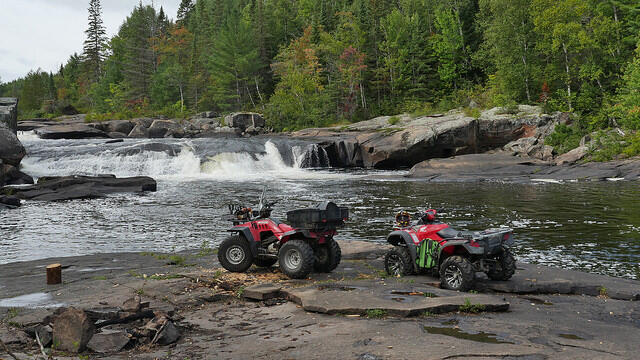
[2,133,638,279]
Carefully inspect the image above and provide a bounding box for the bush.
[544,123,584,154]
[388,115,400,125]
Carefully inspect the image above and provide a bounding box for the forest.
[2,0,640,156]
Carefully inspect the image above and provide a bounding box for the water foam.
[21,140,355,182]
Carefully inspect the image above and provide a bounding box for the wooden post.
[46,263,62,285]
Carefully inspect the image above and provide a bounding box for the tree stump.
[46,264,62,285]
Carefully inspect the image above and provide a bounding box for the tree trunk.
[562,42,572,111]
[46,263,62,285]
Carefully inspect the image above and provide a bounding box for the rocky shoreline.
[1,240,638,359]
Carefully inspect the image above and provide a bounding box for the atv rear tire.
[279,240,315,279]
[439,256,474,291]
[254,257,278,268]
[487,249,516,281]
[218,235,253,273]
[314,239,342,272]
[384,246,414,276]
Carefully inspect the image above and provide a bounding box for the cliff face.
[0,98,18,133]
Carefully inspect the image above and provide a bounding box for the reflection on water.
[1,135,638,280]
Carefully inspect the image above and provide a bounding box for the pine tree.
[177,0,195,24]
[83,0,107,82]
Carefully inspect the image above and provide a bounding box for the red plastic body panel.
[394,224,456,255]
[231,219,334,244]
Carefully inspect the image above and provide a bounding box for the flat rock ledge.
[1,174,157,201]
[283,281,510,317]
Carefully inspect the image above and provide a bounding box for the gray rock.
[1,163,34,185]
[243,283,282,300]
[527,144,554,161]
[148,120,181,138]
[122,295,142,313]
[34,324,53,347]
[0,326,31,345]
[52,307,95,353]
[504,137,538,155]
[554,146,589,165]
[154,320,180,345]
[1,175,157,201]
[108,120,135,134]
[107,131,128,138]
[128,124,149,138]
[17,119,58,131]
[224,112,265,130]
[35,124,109,139]
[0,122,26,166]
[131,117,154,128]
[0,97,18,133]
[0,195,21,209]
[87,330,130,353]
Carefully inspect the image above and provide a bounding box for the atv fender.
[227,227,258,257]
[387,231,419,272]
[438,240,484,262]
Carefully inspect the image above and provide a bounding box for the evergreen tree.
[177,0,195,24]
[83,0,108,82]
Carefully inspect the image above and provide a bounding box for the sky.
[0,0,179,83]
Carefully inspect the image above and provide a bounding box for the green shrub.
[545,123,583,154]
[463,107,481,119]
[365,309,387,318]
[388,116,400,125]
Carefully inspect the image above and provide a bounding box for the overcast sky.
[0,0,179,83]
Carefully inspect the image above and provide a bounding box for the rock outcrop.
[0,98,18,133]
[35,123,111,139]
[1,175,157,201]
[407,152,640,182]
[292,106,564,169]
[0,122,32,189]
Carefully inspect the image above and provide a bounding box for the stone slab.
[283,281,509,317]
[243,283,282,300]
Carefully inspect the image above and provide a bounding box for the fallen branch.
[0,338,19,360]
[35,331,49,359]
[95,310,155,328]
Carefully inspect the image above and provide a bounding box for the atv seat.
[437,227,473,239]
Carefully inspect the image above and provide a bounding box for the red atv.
[218,191,349,279]
[384,209,516,291]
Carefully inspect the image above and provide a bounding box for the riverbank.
[1,240,638,359]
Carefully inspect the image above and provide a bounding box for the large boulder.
[554,145,589,165]
[1,175,157,201]
[224,112,265,130]
[128,124,149,138]
[148,119,181,138]
[52,307,94,353]
[0,122,26,166]
[0,98,18,133]
[35,124,109,139]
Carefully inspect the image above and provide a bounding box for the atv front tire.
[254,257,278,268]
[314,239,342,273]
[218,235,253,273]
[487,249,516,281]
[384,246,414,276]
[279,240,315,279]
[439,256,474,291]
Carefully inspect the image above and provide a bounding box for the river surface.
[2,133,639,279]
